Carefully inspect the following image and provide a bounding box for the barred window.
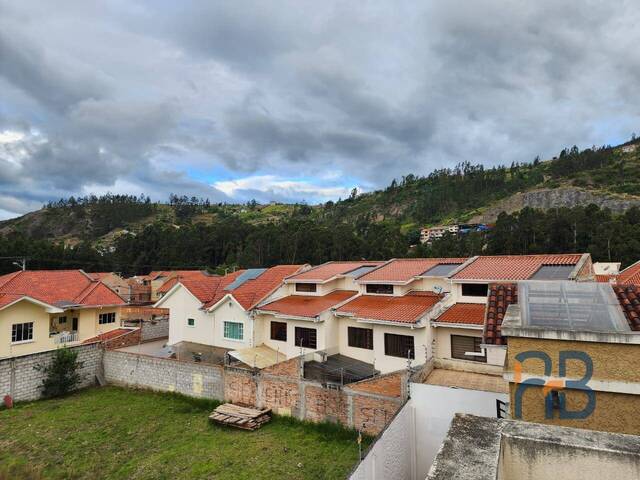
[348,327,373,350]
[270,321,287,341]
[384,333,415,359]
[294,327,317,349]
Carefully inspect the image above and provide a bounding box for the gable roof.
[435,303,486,326]
[335,291,443,324]
[0,270,126,310]
[452,254,584,281]
[358,258,468,283]
[157,271,214,295]
[286,261,384,283]
[618,260,640,286]
[258,290,358,319]
[167,265,305,311]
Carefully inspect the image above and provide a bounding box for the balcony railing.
[51,331,79,345]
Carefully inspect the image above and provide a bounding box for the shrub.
[35,347,84,398]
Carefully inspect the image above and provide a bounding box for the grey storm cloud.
[1,0,640,219]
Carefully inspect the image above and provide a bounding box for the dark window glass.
[11,322,34,342]
[366,284,394,295]
[384,333,415,359]
[294,327,317,349]
[270,321,287,341]
[99,312,116,325]
[450,335,486,363]
[295,283,317,293]
[461,283,488,297]
[58,316,67,324]
[348,327,373,350]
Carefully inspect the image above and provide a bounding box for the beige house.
[0,270,127,358]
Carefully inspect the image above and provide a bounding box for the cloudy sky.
[1,1,639,219]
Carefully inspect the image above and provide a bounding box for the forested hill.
[1,137,640,275]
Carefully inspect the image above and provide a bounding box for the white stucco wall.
[209,297,253,350]
[412,383,508,479]
[433,325,483,360]
[349,402,414,480]
[451,282,489,304]
[337,319,430,374]
[165,286,214,346]
[255,313,326,358]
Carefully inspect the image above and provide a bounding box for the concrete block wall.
[141,317,169,341]
[103,350,224,400]
[0,344,103,402]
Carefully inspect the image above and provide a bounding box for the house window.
[270,321,287,342]
[384,333,415,359]
[224,321,244,341]
[12,322,34,343]
[295,283,317,293]
[348,327,373,350]
[98,312,116,325]
[58,316,67,324]
[294,327,317,349]
[450,335,486,363]
[187,318,195,327]
[461,283,488,297]
[366,284,394,295]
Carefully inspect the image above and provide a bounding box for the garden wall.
[102,351,406,435]
[0,343,103,402]
[103,350,225,400]
[141,317,169,341]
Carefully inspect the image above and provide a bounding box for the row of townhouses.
[154,253,611,375]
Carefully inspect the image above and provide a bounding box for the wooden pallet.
[209,403,272,430]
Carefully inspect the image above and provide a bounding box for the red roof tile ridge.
[73,281,102,304]
[618,260,640,285]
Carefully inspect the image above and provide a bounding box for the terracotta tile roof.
[335,291,443,324]
[287,261,383,282]
[258,290,358,318]
[452,254,583,281]
[157,271,214,295]
[85,272,111,281]
[618,260,640,286]
[483,284,518,345]
[82,328,133,344]
[358,258,468,283]
[613,285,640,331]
[0,270,126,309]
[596,274,616,283]
[180,265,304,311]
[435,303,486,325]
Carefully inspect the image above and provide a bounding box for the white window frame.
[98,312,116,325]
[11,322,34,344]
[223,321,244,341]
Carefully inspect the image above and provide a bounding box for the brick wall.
[103,350,224,400]
[349,371,407,398]
[224,366,257,405]
[0,344,103,402]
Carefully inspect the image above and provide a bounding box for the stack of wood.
[209,403,272,430]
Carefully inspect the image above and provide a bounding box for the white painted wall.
[411,383,508,479]
[451,282,489,304]
[210,297,253,350]
[433,325,483,360]
[349,402,414,480]
[255,313,327,358]
[350,382,507,480]
[165,286,214,346]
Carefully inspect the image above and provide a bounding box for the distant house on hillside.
[0,270,127,358]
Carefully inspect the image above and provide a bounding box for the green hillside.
[1,137,640,274]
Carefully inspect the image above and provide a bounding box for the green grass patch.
[0,386,368,480]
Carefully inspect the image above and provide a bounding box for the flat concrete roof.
[428,414,640,480]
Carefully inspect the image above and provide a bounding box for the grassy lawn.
[0,386,368,480]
